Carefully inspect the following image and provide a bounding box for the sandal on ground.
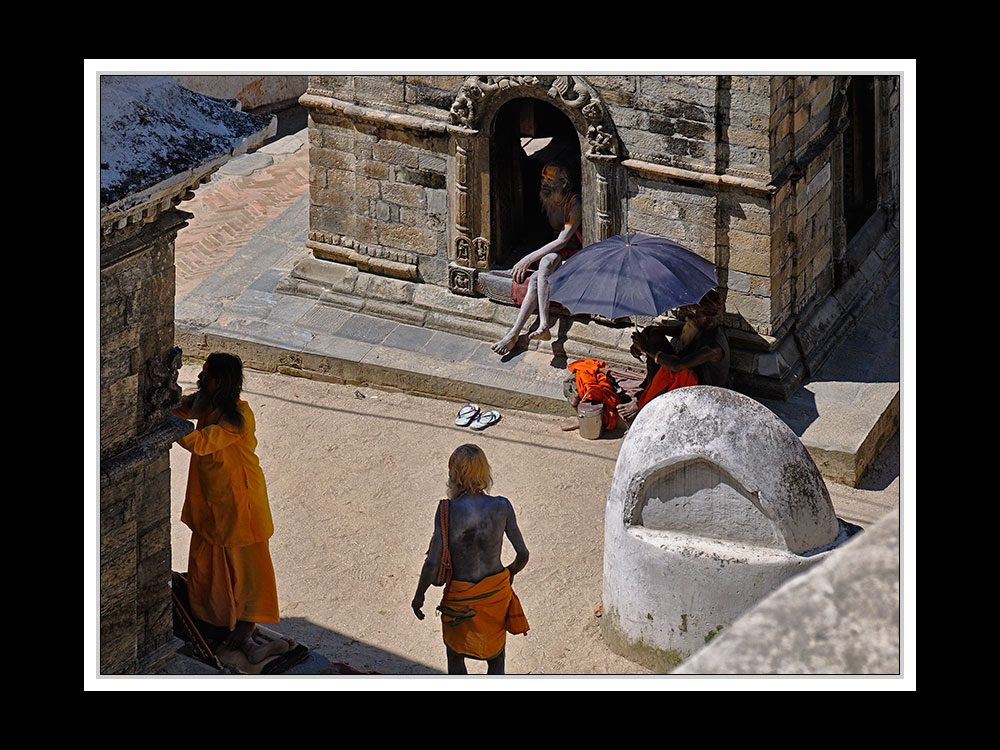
[455,404,480,427]
[470,409,501,431]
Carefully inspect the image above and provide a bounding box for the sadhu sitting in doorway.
[492,163,582,355]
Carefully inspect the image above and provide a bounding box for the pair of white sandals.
[454,404,501,431]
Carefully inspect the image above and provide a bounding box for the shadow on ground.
[277,616,443,675]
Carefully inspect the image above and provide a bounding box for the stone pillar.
[100,212,193,673]
[601,386,859,672]
[99,76,274,673]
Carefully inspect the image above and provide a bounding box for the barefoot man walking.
[412,444,530,674]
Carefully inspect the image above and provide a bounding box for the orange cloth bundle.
[636,366,698,410]
[437,570,529,661]
[568,358,621,431]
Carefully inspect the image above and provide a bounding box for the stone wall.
[305,77,453,286]
[295,74,899,399]
[100,443,176,673]
[769,75,838,339]
[100,210,192,674]
[591,75,771,181]
[100,219,180,459]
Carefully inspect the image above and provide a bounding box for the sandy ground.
[169,364,900,678]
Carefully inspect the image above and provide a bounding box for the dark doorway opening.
[491,98,581,269]
[843,76,877,241]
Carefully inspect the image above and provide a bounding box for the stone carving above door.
[448,75,619,159]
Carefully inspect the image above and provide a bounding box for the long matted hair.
[447,443,493,499]
[539,162,574,215]
[204,352,245,430]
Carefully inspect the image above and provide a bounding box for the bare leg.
[446,646,469,674]
[486,648,505,675]
[224,620,256,651]
[528,253,562,341]
[492,276,540,355]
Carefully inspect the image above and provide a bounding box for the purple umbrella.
[548,233,717,320]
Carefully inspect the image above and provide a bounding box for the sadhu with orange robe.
[173,352,288,665]
[617,289,731,423]
[412,444,530,675]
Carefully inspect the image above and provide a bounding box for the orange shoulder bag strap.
[434,499,453,586]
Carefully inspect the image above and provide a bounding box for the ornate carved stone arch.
[446,75,622,295]
[449,75,619,159]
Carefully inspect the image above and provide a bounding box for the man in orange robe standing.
[173,352,287,664]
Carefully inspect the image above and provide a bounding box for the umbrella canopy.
[548,233,717,320]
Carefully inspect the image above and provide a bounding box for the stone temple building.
[285,74,900,399]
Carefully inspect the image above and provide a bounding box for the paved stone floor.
[174,120,309,301]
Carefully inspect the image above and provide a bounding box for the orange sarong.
[186,532,279,630]
[437,570,529,661]
[636,366,698,411]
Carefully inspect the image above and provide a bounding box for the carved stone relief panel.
[449,134,486,294]
[145,345,183,422]
[449,75,619,160]
[455,234,471,265]
[448,264,477,296]
[473,237,490,269]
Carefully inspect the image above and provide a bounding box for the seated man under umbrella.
[616,289,730,423]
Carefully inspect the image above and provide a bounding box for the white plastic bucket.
[578,400,604,440]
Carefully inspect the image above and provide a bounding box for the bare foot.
[528,327,551,341]
[224,621,257,651]
[492,333,517,355]
[617,400,639,425]
[243,630,292,664]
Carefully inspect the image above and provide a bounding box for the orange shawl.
[636,366,698,410]
[437,570,529,661]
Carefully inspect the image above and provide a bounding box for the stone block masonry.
[295,74,899,401]
[305,84,452,286]
[100,211,193,674]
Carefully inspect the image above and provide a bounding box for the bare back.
[445,493,525,583]
[413,489,530,625]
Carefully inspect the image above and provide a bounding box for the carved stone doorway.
[491,98,582,270]
[446,75,621,300]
